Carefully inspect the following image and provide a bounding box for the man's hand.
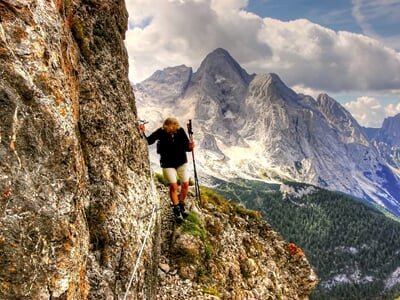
[139,123,145,133]
[189,141,195,150]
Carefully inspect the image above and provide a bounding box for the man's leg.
[179,181,189,202]
[163,168,178,204]
[177,164,189,217]
[169,183,179,206]
[163,168,182,221]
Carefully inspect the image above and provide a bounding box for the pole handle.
[187,119,193,136]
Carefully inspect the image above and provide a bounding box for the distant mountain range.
[134,48,400,217]
[364,114,400,170]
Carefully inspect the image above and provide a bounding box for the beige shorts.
[163,164,189,184]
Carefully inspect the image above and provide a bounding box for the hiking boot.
[172,205,181,217]
[179,202,189,219]
[172,205,183,223]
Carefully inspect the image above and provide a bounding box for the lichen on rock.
[0,0,159,299]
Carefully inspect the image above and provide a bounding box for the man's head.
[163,117,180,134]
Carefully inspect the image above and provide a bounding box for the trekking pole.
[187,120,202,206]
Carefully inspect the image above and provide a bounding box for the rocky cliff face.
[372,114,400,170]
[0,1,159,299]
[156,186,317,300]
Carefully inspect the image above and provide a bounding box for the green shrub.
[181,213,206,242]
[201,187,261,220]
[154,172,169,186]
[202,286,221,298]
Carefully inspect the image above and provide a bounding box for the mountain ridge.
[134,48,400,217]
[369,114,400,170]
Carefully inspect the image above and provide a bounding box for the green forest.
[210,178,400,300]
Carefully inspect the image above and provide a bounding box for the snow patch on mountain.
[280,184,319,200]
[322,272,374,290]
[385,267,400,290]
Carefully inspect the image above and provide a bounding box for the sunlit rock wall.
[0,0,159,298]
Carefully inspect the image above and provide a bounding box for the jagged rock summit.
[376,114,400,146]
[370,114,400,170]
[136,64,193,102]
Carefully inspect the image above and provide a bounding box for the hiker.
[140,117,194,221]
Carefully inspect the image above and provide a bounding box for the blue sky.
[125,0,400,127]
[247,0,400,44]
[247,0,360,32]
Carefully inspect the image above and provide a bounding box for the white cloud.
[125,0,270,83]
[352,0,375,36]
[351,0,400,31]
[381,34,400,51]
[343,96,400,127]
[125,0,400,89]
[351,0,400,49]
[291,84,323,99]
[124,0,400,126]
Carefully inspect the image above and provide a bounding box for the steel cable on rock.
[123,167,158,300]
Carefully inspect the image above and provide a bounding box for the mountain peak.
[316,93,369,143]
[376,113,400,146]
[195,48,253,84]
[208,47,231,57]
[145,65,192,83]
[262,73,291,90]
[247,73,298,103]
[204,47,236,62]
[317,93,351,121]
[135,65,193,101]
